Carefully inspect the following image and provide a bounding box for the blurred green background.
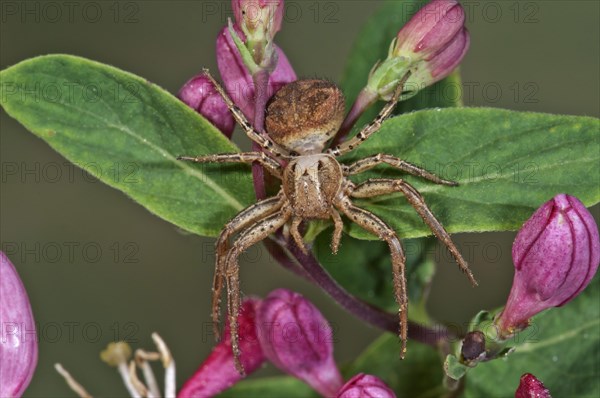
[1,0,598,396]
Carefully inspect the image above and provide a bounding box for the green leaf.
[341,1,463,126]
[217,377,317,398]
[2,57,598,245]
[468,311,493,333]
[340,108,600,240]
[444,354,468,381]
[314,232,436,316]
[464,276,600,397]
[0,55,254,237]
[346,336,445,397]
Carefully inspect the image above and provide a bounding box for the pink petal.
[1,252,38,398]
[178,74,235,137]
[178,298,265,398]
[215,25,296,122]
[257,289,343,397]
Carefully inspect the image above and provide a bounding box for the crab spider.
[178,70,477,373]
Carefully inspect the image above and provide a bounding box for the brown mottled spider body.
[178,70,477,373]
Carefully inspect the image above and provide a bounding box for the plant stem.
[269,235,451,347]
[251,69,270,200]
[252,69,269,136]
[264,237,313,281]
[287,239,397,332]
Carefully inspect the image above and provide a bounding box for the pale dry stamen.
[54,363,93,398]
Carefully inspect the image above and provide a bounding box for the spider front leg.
[289,209,344,254]
[211,194,285,340]
[178,152,283,178]
[351,178,477,286]
[335,196,408,358]
[224,205,293,374]
[328,71,411,157]
[289,217,308,253]
[344,154,457,186]
[330,209,344,254]
[202,69,291,158]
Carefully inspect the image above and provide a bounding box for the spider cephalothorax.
[178,70,477,373]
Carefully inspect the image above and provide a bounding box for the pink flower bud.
[216,25,297,121]
[232,0,284,42]
[178,75,235,138]
[336,374,396,398]
[393,0,469,89]
[395,0,465,60]
[367,0,469,100]
[257,289,343,397]
[1,252,38,398]
[515,373,552,398]
[496,194,600,338]
[178,298,265,398]
[408,27,469,86]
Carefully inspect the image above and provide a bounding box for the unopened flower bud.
[404,27,469,88]
[394,0,465,61]
[515,373,552,398]
[0,252,38,398]
[216,25,296,121]
[232,0,284,64]
[178,298,264,398]
[496,194,600,338]
[336,373,396,398]
[367,0,469,100]
[178,75,235,138]
[257,289,343,397]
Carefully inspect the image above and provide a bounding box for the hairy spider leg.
[329,209,344,254]
[224,205,293,374]
[328,71,412,157]
[289,217,308,253]
[350,178,477,286]
[344,154,457,186]
[177,152,283,179]
[175,152,285,339]
[211,194,285,340]
[335,194,408,358]
[202,69,291,158]
[289,208,343,255]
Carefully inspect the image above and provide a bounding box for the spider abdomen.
[265,80,345,155]
[283,154,343,219]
